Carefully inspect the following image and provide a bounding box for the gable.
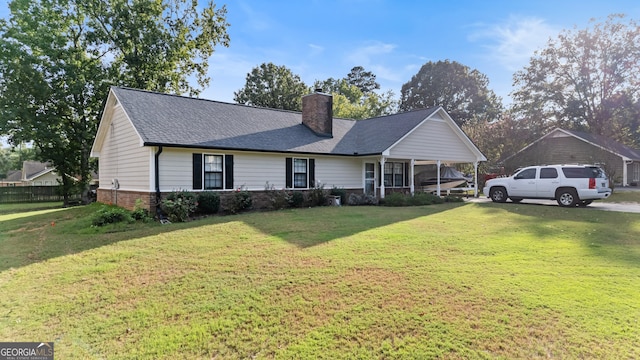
[387,110,485,162]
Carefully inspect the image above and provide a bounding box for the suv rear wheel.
[489,187,508,203]
[556,188,578,207]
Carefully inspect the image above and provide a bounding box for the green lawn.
[0,201,64,215]
[604,190,640,203]
[1,202,639,359]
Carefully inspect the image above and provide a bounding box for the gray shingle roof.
[112,87,439,155]
[563,129,640,161]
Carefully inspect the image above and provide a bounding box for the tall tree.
[346,66,380,94]
[314,68,396,120]
[0,0,229,205]
[399,60,502,126]
[511,14,640,146]
[234,63,310,111]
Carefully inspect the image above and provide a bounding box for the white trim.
[383,107,486,163]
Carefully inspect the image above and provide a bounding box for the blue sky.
[1,0,639,106]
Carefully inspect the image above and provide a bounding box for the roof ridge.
[113,86,306,116]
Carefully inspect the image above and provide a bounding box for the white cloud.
[346,41,396,66]
[469,15,559,71]
[202,49,256,102]
[308,43,325,57]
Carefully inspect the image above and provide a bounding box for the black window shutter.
[285,157,292,188]
[309,159,315,187]
[224,154,234,189]
[378,162,382,186]
[192,153,202,190]
[404,162,410,187]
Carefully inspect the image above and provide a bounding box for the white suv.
[483,165,611,207]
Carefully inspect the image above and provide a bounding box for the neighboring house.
[90,87,486,211]
[0,161,61,186]
[0,170,22,187]
[502,128,640,186]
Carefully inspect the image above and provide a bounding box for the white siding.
[29,171,61,186]
[98,105,151,191]
[389,115,478,162]
[315,156,363,189]
[158,149,365,191]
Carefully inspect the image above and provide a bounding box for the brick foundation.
[96,188,368,213]
[97,189,156,211]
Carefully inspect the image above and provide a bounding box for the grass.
[1,202,639,359]
[0,201,64,215]
[603,189,640,203]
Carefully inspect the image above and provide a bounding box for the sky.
[1,0,639,108]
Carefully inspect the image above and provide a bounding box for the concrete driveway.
[466,196,640,214]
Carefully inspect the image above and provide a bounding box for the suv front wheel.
[489,187,508,203]
[556,188,578,207]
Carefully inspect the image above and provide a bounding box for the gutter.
[155,146,163,206]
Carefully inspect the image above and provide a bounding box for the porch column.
[380,157,386,198]
[436,160,441,197]
[473,161,479,197]
[410,158,415,195]
[622,159,628,187]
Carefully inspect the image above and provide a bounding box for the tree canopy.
[314,67,396,120]
[346,66,380,94]
[0,0,229,204]
[511,14,640,146]
[234,62,310,111]
[399,60,502,126]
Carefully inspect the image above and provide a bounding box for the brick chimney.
[302,89,333,137]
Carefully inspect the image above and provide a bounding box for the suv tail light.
[589,178,596,189]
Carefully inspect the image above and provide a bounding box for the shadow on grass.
[474,201,640,267]
[0,202,465,272]
[240,203,466,249]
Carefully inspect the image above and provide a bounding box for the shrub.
[408,192,444,205]
[131,198,152,222]
[229,190,252,214]
[266,186,290,210]
[443,195,464,203]
[307,184,327,207]
[330,187,347,204]
[161,190,197,222]
[289,191,305,208]
[91,205,134,227]
[347,193,378,206]
[381,192,407,207]
[197,191,220,214]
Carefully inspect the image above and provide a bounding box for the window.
[192,153,234,190]
[286,157,315,189]
[384,162,405,187]
[293,158,308,188]
[515,168,536,180]
[539,168,558,179]
[204,154,223,189]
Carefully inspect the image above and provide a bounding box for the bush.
[289,191,305,208]
[381,192,407,206]
[197,191,220,214]
[229,190,252,214]
[443,195,464,203]
[408,192,444,205]
[330,187,347,204]
[347,193,378,206]
[131,199,152,222]
[91,205,134,227]
[161,190,197,222]
[307,184,327,207]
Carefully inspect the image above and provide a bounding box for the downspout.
[155,146,163,209]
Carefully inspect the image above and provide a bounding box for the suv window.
[540,168,558,179]
[588,166,606,178]
[515,168,536,180]
[562,167,592,178]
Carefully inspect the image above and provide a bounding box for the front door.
[365,163,375,195]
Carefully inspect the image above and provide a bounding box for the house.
[0,161,62,186]
[90,87,486,211]
[502,128,640,186]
